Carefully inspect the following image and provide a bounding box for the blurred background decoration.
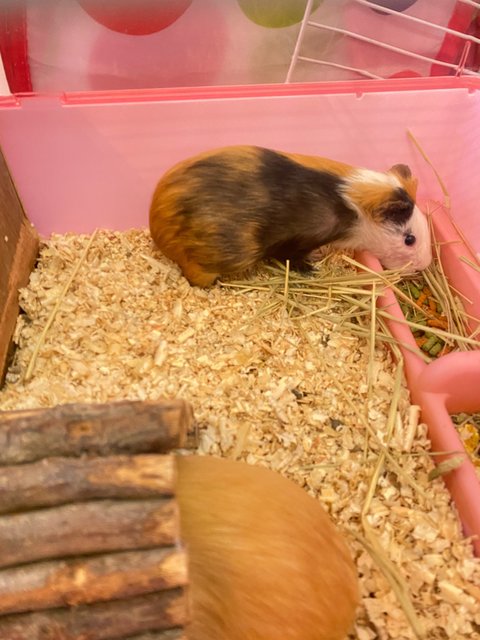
[0,0,478,94]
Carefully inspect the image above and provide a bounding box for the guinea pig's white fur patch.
[337,167,432,272]
[334,203,432,273]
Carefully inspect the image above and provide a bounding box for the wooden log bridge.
[0,398,196,638]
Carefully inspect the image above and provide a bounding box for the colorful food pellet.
[451,413,480,463]
[398,276,451,359]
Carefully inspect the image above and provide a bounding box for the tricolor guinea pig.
[175,454,359,640]
[149,145,432,287]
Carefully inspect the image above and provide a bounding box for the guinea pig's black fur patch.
[173,148,359,271]
[256,149,358,260]
[380,188,414,227]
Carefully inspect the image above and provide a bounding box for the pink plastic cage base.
[0,76,479,554]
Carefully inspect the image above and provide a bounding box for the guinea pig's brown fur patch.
[343,180,403,224]
[149,146,269,286]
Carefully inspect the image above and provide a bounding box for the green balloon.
[237,0,323,29]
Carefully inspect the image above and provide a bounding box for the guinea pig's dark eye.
[404,234,416,246]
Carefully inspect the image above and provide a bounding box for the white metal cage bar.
[286,0,317,83]
[286,0,480,83]
[297,57,383,79]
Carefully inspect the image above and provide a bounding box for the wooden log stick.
[0,499,179,569]
[0,454,175,515]
[0,399,195,464]
[0,589,188,639]
[0,547,188,616]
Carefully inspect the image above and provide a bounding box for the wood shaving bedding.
[1,229,479,640]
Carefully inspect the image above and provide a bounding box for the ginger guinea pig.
[175,454,359,640]
[149,145,432,287]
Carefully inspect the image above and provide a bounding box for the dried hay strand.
[222,255,480,359]
[1,230,480,639]
[24,230,99,382]
[406,130,450,209]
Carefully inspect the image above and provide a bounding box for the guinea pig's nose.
[415,246,433,272]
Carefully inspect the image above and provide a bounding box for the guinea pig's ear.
[388,164,411,179]
[388,164,418,200]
